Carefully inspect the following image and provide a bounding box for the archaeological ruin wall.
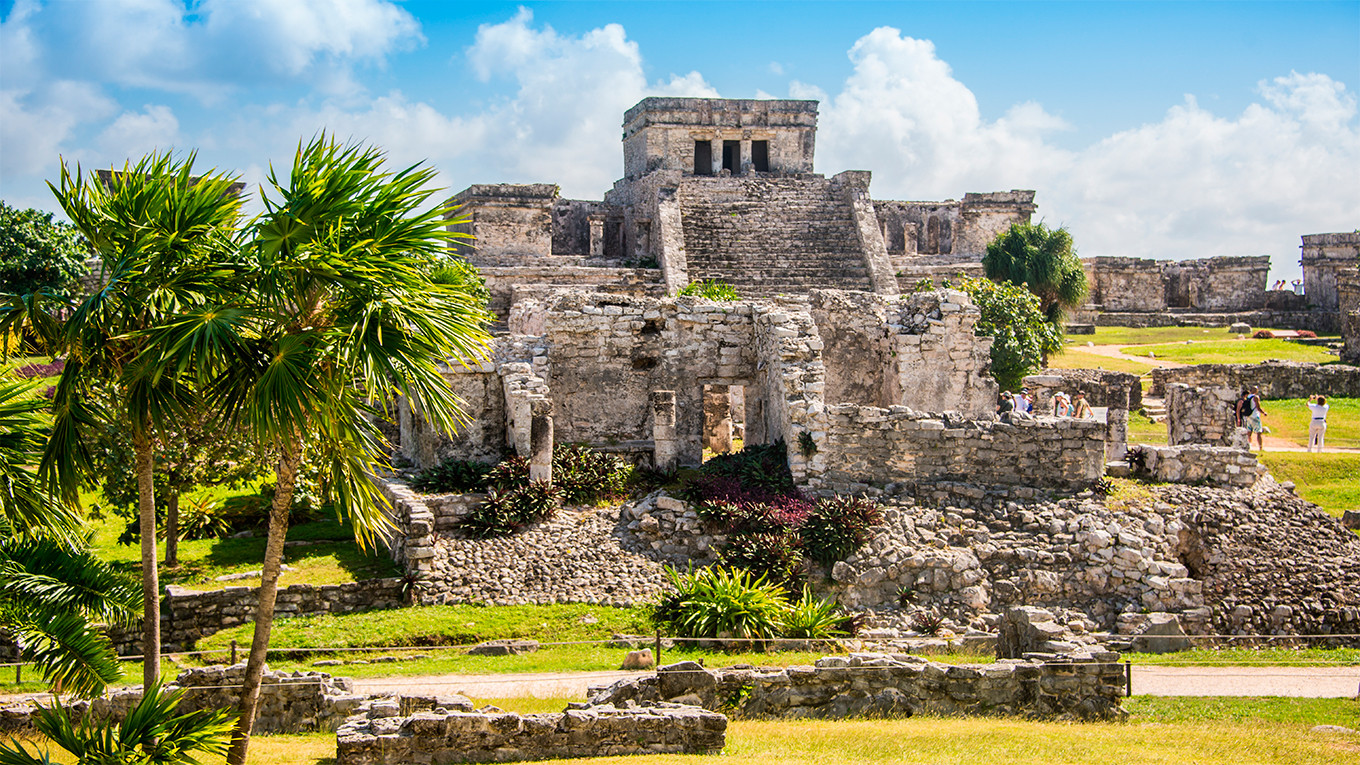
[1084,255,1269,314]
[874,191,1036,274]
[1149,360,1360,399]
[1300,232,1360,311]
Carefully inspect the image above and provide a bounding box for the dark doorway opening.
[751,140,769,172]
[722,140,740,174]
[694,141,713,176]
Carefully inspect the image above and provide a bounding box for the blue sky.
[2,1,1357,280]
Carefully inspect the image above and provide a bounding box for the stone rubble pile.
[588,655,1127,721]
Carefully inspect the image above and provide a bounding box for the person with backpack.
[1237,386,1267,451]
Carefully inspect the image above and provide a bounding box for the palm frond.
[7,612,123,698]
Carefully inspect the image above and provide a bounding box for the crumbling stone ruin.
[448,98,1034,318]
[1300,232,1360,311]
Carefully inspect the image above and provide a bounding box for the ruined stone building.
[1301,232,1360,311]
[447,98,1035,320]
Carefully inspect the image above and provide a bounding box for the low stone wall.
[109,579,405,656]
[481,265,664,318]
[1164,384,1246,448]
[589,655,1126,721]
[1130,445,1265,489]
[1094,310,1339,334]
[814,408,1106,493]
[1025,369,1141,411]
[337,698,726,764]
[1,665,365,736]
[1150,361,1360,399]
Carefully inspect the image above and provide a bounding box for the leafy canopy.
[982,222,1088,322]
[915,276,1061,392]
[0,201,91,299]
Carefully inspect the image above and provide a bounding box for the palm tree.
[159,137,491,765]
[982,222,1089,323]
[0,379,138,697]
[0,681,235,765]
[14,152,245,689]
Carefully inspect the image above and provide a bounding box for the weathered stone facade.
[445,97,1034,315]
[1129,444,1265,489]
[1163,384,1247,448]
[337,698,727,765]
[588,654,1127,721]
[1083,255,1269,314]
[1149,360,1360,399]
[1300,232,1360,311]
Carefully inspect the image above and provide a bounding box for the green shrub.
[552,444,631,504]
[678,279,740,301]
[486,456,530,490]
[781,585,849,639]
[800,496,884,566]
[456,481,562,539]
[649,566,788,641]
[697,441,796,494]
[411,458,493,493]
[719,531,802,588]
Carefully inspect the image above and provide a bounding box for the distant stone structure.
[448,98,1034,318]
[1300,232,1360,311]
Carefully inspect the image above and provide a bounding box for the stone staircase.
[1142,396,1167,423]
[678,176,872,297]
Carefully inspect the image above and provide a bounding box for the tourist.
[1072,391,1094,419]
[1052,392,1071,417]
[1242,385,1267,451]
[1016,387,1033,413]
[997,391,1014,414]
[1292,279,1304,295]
[1307,394,1329,452]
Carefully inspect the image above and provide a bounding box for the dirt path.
[1073,344,1186,368]
[349,665,1360,700]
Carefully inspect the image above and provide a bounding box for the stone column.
[651,390,678,472]
[1106,408,1128,463]
[739,139,752,175]
[529,398,553,484]
[703,385,733,454]
[709,139,722,176]
[588,214,605,259]
[743,388,766,446]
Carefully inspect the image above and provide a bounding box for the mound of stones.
[336,695,726,765]
[587,654,1127,722]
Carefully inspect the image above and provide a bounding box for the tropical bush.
[678,279,741,301]
[455,481,563,539]
[697,441,796,494]
[0,201,90,300]
[719,530,803,588]
[782,585,849,639]
[411,458,494,493]
[552,444,631,504]
[801,495,884,566]
[0,682,235,765]
[486,455,531,490]
[649,566,789,641]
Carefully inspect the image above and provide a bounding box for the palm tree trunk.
[165,493,179,568]
[226,437,302,765]
[133,432,160,689]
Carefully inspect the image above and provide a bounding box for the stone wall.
[1093,309,1339,333]
[1163,384,1246,448]
[1150,361,1360,399]
[338,697,726,765]
[108,580,404,656]
[875,190,1036,264]
[621,97,818,180]
[1342,268,1360,364]
[1024,370,1141,411]
[2,665,365,736]
[811,409,1106,495]
[589,654,1126,721]
[1300,232,1360,311]
[482,266,664,319]
[448,184,556,262]
[1130,445,1265,489]
[1084,255,1269,313]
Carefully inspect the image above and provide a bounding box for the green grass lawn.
[85,511,400,591]
[1259,452,1360,517]
[1261,397,1360,449]
[1047,348,1157,376]
[1120,338,1337,365]
[1088,326,1247,345]
[73,697,1357,765]
[1127,410,1168,445]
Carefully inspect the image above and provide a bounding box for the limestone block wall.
[621,97,818,180]
[1300,232,1360,311]
[1150,361,1360,399]
[448,184,557,262]
[1335,268,1360,364]
[589,654,1126,721]
[1094,309,1339,334]
[810,408,1106,494]
[398,361,505,468]
[1164,384,1246,448]
[108,579,404,656]
[874,190,1035,264]
[1132,445,1264,489]
[1024,370,1141,411]
[889,291,997,418]
[481,265,664,318]
[1084,256,1268,313]
[338,699,727,765]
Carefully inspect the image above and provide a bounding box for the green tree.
[982,222,1088,323]
[157,137,492,765]
[0,379,79,538]
[0,201,91,299]
[917,276,1060,392]
[5,153,246,690]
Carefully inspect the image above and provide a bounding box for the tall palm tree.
[12,153,245,689]
[156,137,490,765]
